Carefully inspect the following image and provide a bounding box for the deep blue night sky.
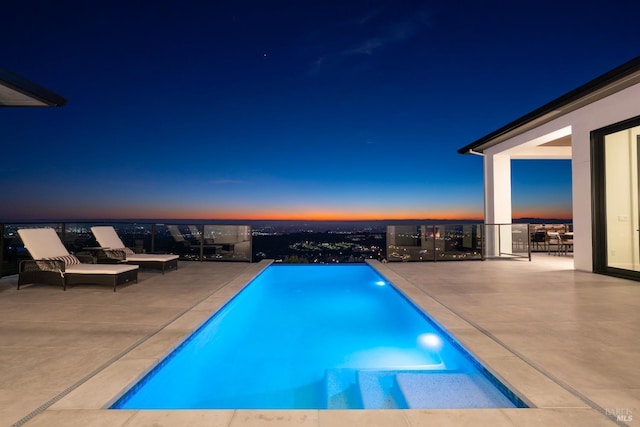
[1,1,638,221]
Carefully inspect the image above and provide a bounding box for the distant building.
[459,56,640,281]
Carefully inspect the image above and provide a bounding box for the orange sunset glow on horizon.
[3,205,574,222]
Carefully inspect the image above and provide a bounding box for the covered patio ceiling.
[500,127,572,160]
[0,67,66,107]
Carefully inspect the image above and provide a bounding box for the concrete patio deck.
[0,254,637,426]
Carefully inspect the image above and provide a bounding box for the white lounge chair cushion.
[126,253,179,262]
[18,228,71,260]
[65,264,139,275]
[91,226,128,249]
[91,226,178,261]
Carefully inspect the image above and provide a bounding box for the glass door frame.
[591,115,640,281]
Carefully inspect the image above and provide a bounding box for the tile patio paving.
[0,254,636,426]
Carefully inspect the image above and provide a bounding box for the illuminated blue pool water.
[112,264,525,409]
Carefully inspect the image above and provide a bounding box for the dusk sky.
[1,1,639,221]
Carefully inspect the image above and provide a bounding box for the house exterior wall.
[483,154,512,256]
[482,82,640,272]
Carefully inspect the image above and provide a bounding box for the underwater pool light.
[418,333,444,350]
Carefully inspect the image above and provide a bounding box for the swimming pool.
[112,264,526,409]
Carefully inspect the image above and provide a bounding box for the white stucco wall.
[483,154,512,224]
[482,154,512,256]
[482,82,640,272]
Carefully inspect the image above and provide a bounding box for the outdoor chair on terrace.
[530,229,547,251]
[17,228,138,291]
[559,232,573,255]
[546,231,562,255]
[91,226,179,274]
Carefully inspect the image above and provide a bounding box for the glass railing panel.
[386,224,483,262]
[509,223,530,256]
[2,220,546,277]
[164,224,208,260]
[164,223,187,259]
[202,225,252,261]
[63,223,100,254]
[144,223,172,254]
[420,224,436,260]
[386,224,423,262]
[110,223,154,253]
[437,224,483,260]
[483,223,530,259]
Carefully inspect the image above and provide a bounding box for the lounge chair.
[17,228,138,291]
[546,231,562,255]
[91,226,179,273]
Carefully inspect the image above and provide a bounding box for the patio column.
[484,153,512,256]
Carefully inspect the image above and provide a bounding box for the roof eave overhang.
[0,67,67,107]
[458,55,640,155]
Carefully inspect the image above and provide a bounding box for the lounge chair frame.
[17,228,139,291]
[128,258,178,274]
[96,248,178,274]
[91,226,179,274]
[18,257,138,292]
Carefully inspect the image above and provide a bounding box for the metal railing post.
[528,224,532,261]
[199,224,204,262]
[481,224,486,260]
[432,225,436,262]
[0,223,4,278]
[151,224,156,253]
[249,226,253,263]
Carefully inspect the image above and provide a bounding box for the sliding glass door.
[592,116,640,279]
